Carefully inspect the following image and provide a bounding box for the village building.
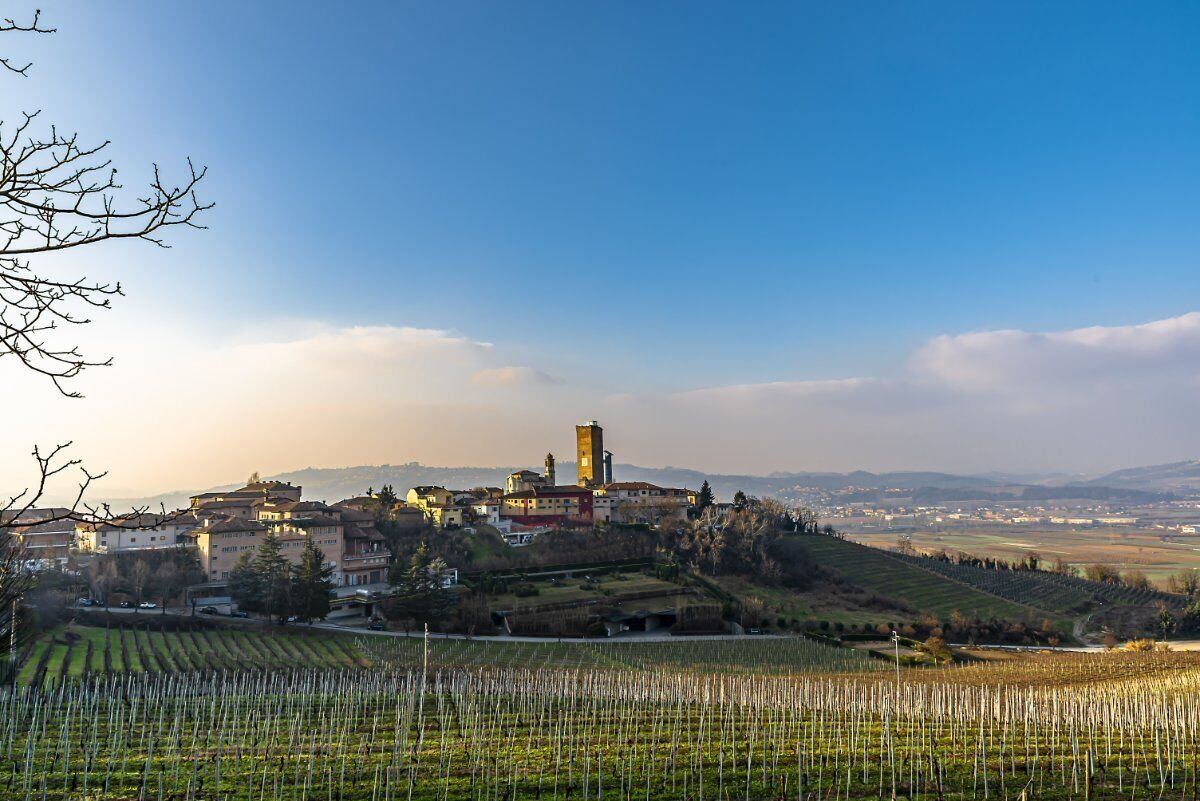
[75,512,201,555]
[592,482,692,525]
[406,486,465,528]
[5,508,75,567]
[500,484,594,525]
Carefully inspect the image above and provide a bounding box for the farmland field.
[13,621,368,689]
[6,648,1200,799]
[840,522,1200,583]
[786,535,1072,627]
[360,631,886,674]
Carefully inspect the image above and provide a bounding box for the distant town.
[6,420,708,617]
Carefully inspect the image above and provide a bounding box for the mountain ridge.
[96,457,1198,511]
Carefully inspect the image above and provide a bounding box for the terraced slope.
[888,552,1180,612]
[792,535,1068,625]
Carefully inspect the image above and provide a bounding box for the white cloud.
[910,312,1200,393]
[470,366,563,387]
[605,312,1200,475]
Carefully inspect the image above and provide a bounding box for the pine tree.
[388,544,457,628]
[290,536,335,623]
[254,532,291,622]
[229,551,263,614]
[732,490,749,510]
[697,480,714,512]
[377,484,398,507]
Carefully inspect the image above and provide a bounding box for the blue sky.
[5,2,1200,492]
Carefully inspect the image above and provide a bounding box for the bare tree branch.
[0,9,55,76]
[0,11,210,682]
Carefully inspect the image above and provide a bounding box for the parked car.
[119,601,132,609]
[368,619,386,631]
[230,610,249,618]
[285,615,298,623]
[138,602,157,609]
[77,598,92,607]
[198,606,218,615]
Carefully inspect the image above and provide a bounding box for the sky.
[3,1,1200,498]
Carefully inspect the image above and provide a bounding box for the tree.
[290,536,335,623]
[696,480,714,512]
[1122,569,1151,590]
[920,636,952,662]
[228,551,263,614]
[0,11,208,681]
[128,559,150,611]
[84,557,116,606]
[732,490,748,510]
[247,471,261,485]
[386,545,457,629]
[377,484,398,508]
[1168,570,1200,597]
[254,533,291,623]
[152,561,180,614]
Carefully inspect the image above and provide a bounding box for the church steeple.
[544,452,556,486]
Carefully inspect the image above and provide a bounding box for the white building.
[471,500,501,525]
[76,513,200,554]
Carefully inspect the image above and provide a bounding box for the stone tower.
[544,452,556,486]
[575,420,604,487]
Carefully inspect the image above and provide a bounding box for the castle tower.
[603,450,613,484]
[544,452,556,486]
[575,420,604,487]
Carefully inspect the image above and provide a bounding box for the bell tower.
[544,452,556,486]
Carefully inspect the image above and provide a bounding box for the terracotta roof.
[503,485,591,500]
[205,517,266,534]
[272,515,340,529]
[600,482,665,491]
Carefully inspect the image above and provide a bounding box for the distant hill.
[101,458,1194,513]
[1086,459,1200,493]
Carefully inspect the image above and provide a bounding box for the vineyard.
[6,650,1200,799]
[889,551,1181,612]
[359,632,886,675]
[14,621,367,689]
[791,535,1064,624]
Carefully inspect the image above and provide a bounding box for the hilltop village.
[9,421,699,598]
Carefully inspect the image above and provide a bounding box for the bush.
[512,582,539,598]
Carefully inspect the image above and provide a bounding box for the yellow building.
[406,486,464,528]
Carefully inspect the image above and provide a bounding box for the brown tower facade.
[575,420,604,487]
